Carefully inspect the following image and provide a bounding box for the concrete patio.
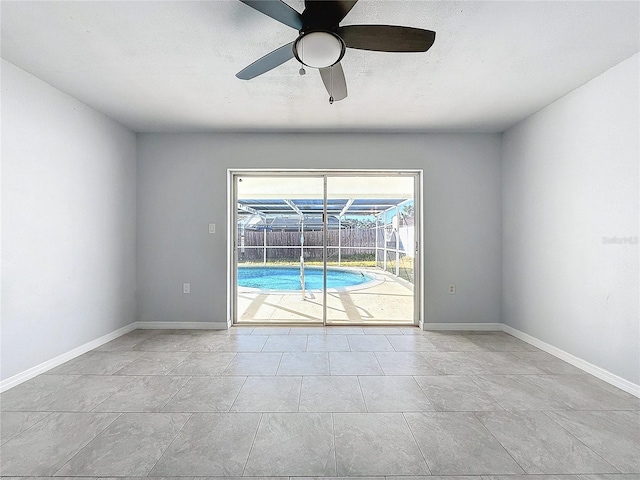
[236,267,414,324]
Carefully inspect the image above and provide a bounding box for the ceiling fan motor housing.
[293,31,346,69]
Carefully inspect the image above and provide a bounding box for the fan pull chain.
[299,39,305,76]
[329,66,334,104]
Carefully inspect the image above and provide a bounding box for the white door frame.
[227,169,423,327]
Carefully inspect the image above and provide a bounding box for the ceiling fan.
[236,0,436,103]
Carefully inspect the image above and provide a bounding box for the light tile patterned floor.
[1,327,639,479]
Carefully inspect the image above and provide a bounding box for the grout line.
[0,410,54,446]
[219,352,238,375]
[50,412,123,476]
[228,376,250,412]
[386,334,399,352]
[356,376,369,412]
[539,410,622,473]
[467,375,507,410]
[296,375,303,412]
[409,375,437,411]
[471,410,527,474]
[402,411,433,475]
[165,352,192,376]
[158,375,193,412]
[328,351,334,375]
[372,351,386,375]
[88,375,138,412]
[345,334,353,352]
[419,351,444,375]
[145,412,194,476]
[331,412,338,476]
[242,412,264,476]
[274,352,284,376]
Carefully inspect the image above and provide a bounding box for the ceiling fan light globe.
[294,31,344,69]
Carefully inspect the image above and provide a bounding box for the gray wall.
[502,53,640,384]
[136,133,502,326]
[1,61,137,381]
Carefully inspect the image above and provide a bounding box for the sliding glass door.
[235,175,324,324]
[232,171,419,325]
[324,175,415,324]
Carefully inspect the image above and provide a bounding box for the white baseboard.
[502,325,640,398]
[0,321,230,392]
[0,323,137,393]
[422,322,503,331]
[134,321,228,330]
[420,322,639,398]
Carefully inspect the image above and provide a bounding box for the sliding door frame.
[228,169,423,327]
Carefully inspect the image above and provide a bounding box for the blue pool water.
[238,266,373,291]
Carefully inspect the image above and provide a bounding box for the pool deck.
[236,267,414,324]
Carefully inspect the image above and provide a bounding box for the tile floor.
[1,327,639,479]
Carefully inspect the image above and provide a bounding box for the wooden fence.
[238,227,415,283]
[239,229,378,261]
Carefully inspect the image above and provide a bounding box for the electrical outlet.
[183,283,191,294]
[208,223,216,234]
[448,284,456,295]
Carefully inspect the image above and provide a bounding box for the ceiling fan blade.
[236,42,295,80]
[320,62,347,101]
[303,1,358,28]
[337,25,436,52]
[238,0,303,30]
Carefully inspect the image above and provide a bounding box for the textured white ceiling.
[2,1,638,133]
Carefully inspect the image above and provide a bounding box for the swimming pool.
[238,266,375,291]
